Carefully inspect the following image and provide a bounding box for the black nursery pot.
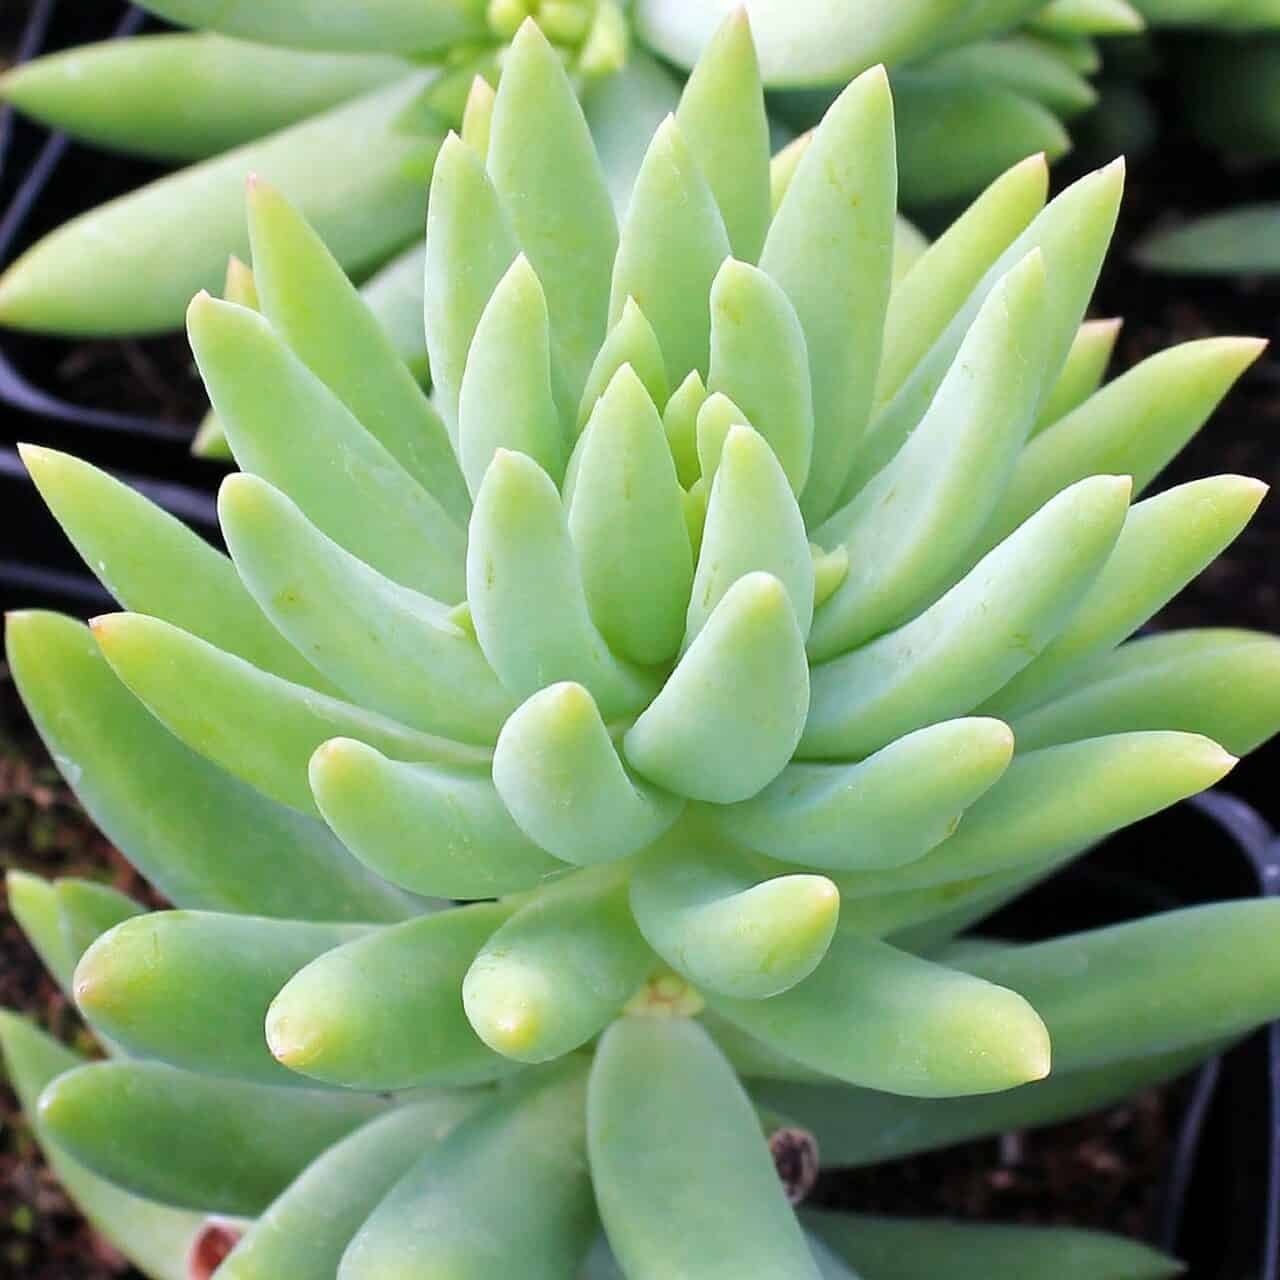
[0,0,214,615]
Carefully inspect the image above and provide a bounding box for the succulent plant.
[6,17,1280,1280]
[0,0,1133,349]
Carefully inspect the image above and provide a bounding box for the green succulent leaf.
[1033,317,1121,433]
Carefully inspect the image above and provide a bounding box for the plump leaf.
[630,840,839,999]
[578,298,669,428]
[589,1018,820,1280]
[1033,317,1121,433]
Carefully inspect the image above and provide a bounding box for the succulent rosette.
[5,16,1280,1280]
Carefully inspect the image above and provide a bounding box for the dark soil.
[0,3,1277,1279]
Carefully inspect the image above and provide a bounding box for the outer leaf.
[1136,204,1280,275]
[219,1099,486,1280]
[466,449,659,715]
[424,133,518,434]
[0,1013,204,1280]
[978,337,1266,550]
[7,612,412,921]
[965,900,1280,1071]
[629,840,840,999]
[810,248,1050,660]
[802,476,1131,759]
[341,1061,594,1280]
[0,33,409,161]
[707,929,1050,1096]
[488,21,617,399]
[588,1018,820,1280]
[609,115,731,385]
[266,904,515,1089]
[761,65,896,522]
[568,365,694,665]
[674,11,772,262]
[359,240,429,379]
[0,77,439,335]
[624,573,810,803]
[804,1210,1183,1280]
[1011,628,1280,755]
[38,1059,388,1215]
[985,475,1267,715]
[219,473,515,745]
[54,879,143,968]
[21,445,333,693]
[1033,317,1121,432]
[704,718,1014,870]
[133,2,487,51]
[877,154,1048,406]
[493,683,684,865]
[309,738,567,899]
[752,1042,1211,1165]
[91,612,485,815]
[686,422,815,645]
[188,293,465,602]
[7,873,76,991]
[74,911,366,1084]
[856,159,1124,495]
[463,872,653,1061]
[707,258,815,495]
[458,255,569,495]
[835,731,1236,896]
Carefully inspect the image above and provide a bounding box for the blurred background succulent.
[5,16,1280,1279]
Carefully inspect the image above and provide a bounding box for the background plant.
[5,15,1280,1279]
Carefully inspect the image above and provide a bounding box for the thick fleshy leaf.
[695,390,753,482]
[804,1210,1183,1280]
[761,66,896,522]
[458,255,570,495]
[965,900,1280,1071]
[686,423,814,645]
[1033,317,1121,433]
[463,872,653,1061]
[219,473,515,745]
[1011,628,1280,755]
[7,611,412,921]
[266,905,515,1089]
[810,248,1051,660]
[568,365,694,665]
[589,1018,820,1280]
[978,337,1267,550]
[0,33,409,161]
[609,115,731,385]
[985,475,1267,715]
[0,1014,206,1280]
[7,873,76,991]
[752,1042,1211,1166]
[488,21,617,399]
[359,240,430,380]
[38,1059,389,1215]
[219,1099,486,1280]
[855,159,1124,495]
[705,718,1014,870]
[493,683,684,865]
[625,573,810,803]
[424,133,518,435]
[91,612,485,815]
[673,11,771,262]
[707,929,1050,1096]
[467,449,659,715]
[1136,204,1280,275]
[877,152,1047,406]
[188,293,465,602]
[664,370,708,486]
[132,0,489,53]
[21,445,333,693]
[74,911,367,1084]
[54,879,143,972]
[835,731,1236,898]
[341,1061,594,1280]
[707,259,814,495]
[245,178,468,523]
[923,37,1100,118]
[578,298,669,429]
[310,738,567,899]
[630,840,839,999]
[0,76,439,336]
[802,476,1131,759]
